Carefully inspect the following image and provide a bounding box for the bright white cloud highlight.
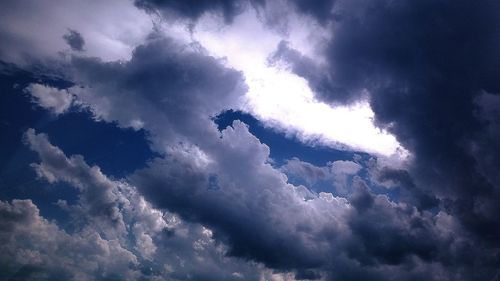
[25,83,73,115]
[192,9,405,157]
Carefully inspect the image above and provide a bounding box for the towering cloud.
[273,0,500,248]
[1,0,500,280]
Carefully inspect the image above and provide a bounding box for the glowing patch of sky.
[192,10,406,157]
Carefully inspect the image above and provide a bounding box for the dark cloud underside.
[1,0,500,280]
[275,0,500,243]
[62,29,85,51]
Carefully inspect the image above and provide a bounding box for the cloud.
[192,9,404,156]
[273,0,500,246]
[131,120,354,272]
[0,199,140,281]
[281,157,362,194]
[66,36,247,150]
[281,157,330,185]
[25,128,127,238]
[24,30,498,281]
[0,0,152,64]
[24,83,74,115]
[134,0,252,23]
[43,37,485,278]
[269,40,363,105]
[43,32,344,275]
[63,29,85,51]
[4,1,500,279]
[21,128,274,280]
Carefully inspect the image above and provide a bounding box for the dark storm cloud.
[55,35,342,275]
[68,36,246,145]
[130,122,338,271]
[134,0,251,23]
[347,180,437,266]
[63,35,344,272]
[274,0,500,245]
[269,40,360,104]
[287,0,336,25]
[376,167,439,211]
[3,0,500,279]
[47,19,500,281]
[134,0,339,27]
[62,29,85,51]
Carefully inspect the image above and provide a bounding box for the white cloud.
[24,83,73,115]
[0,199,140,281]
[2,0,407,158]
[23,128,275,280]
[192,9,406,157]
[281,157,362,193]
[0,0,152,64]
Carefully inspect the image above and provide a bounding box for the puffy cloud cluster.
[66,36,246,146]
[16,118,485,281]
[42,32,498,280]
[24,83,74,115]
[271,0,500,243]
[0,199,140,281]
[281,157,361,194]
[0,0,152,64]
[2,0,500,280]
[12,128,270,280]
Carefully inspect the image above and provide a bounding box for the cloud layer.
[1,0,500,280]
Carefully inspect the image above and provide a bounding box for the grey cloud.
[271,0,500,263]
[16,11,500,279]
[134,0,251,23]
[22,128,272,280]
[281,157,361,194]
[0,0,151,65]
[133,0,337,33]
[131,121,352,270]
[132,120,471,280]
[25,128,127,239]
[376,167,439,211]
[269,40,365,105]
[281,157,330,185]
[0,199,140,281]
[63,29,85,51]
[67,36,247,150]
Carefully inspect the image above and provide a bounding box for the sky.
[0,0,499,280]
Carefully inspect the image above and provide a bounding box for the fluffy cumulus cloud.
[272,0,500,244]
[2,0,500,280]
[281,157,362,194]
[66,35,247,144]
[17,128,271,280]
[0,198,139,281]
[24,83,74,115]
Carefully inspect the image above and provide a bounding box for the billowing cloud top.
[1,0,500,280]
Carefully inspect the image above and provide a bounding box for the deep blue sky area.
[0,66,155,221]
